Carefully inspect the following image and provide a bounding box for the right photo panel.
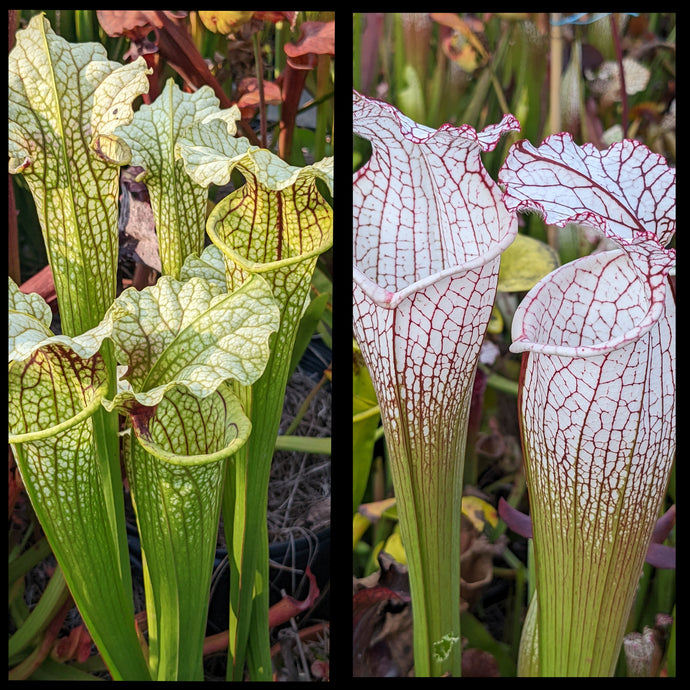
[352,12,676,678]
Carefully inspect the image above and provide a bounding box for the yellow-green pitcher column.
[215,159,332,680]
[9,15,151,679]
[101,274,280,680]
[177,124,333,679]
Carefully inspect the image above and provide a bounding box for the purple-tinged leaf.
[645,544,675,570]
[498,497,532,539]
[651,504,675,544]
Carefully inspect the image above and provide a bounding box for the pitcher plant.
[178,119,334,679]
[9,15,152,678]
[498,133,676,676]
[8,280,150,679]
[115,78,242,279]
[101,273,280,680]
[352,90,519,676]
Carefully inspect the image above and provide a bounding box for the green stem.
[8,565,71,663]
[313,55,331,162]
[247,518,273,678]
[384,397,466,676]
[353,13,362,92]
[275,434,330,454]
[483,367,520,396]
[549,13,563,136]
[427,33,447,125]
[92,340,133,603]
[609,14,628,136]
[393,13,406,105]
[274,19,287,78]
[222,401,252,680]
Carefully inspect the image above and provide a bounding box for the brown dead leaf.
[353,552,413,677]
[461,647,501,677]
[461,534,506,609]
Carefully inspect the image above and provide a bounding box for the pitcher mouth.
[207,221,332,273]
[353,215,517,309]
[510,248,670,358]
[9,352,108,444]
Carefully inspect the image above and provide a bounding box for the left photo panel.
[9,10,333,681]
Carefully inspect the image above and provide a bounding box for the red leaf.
[236,77,283,120]
[53,624,93,664]
[255,11,297,28]
[284,20,334,69]
[352,585,409,627]
[19,265,58,313]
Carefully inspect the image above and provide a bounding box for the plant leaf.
[9,278,114,364]
[498,133,676,247]
[462,495,498,531]
[125,381,250,679]
[353,343,380,513]
[9,278,54,357]
[179,242,228,288]
[497,233,560,292]
[103,274,280,411]
[9,14,151,335]
[184,133,333,679]
[8,346,149,679]
[177,118,334,196]
[352,90,519,677]
[116,79,241,277]
[198,11,255,34]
